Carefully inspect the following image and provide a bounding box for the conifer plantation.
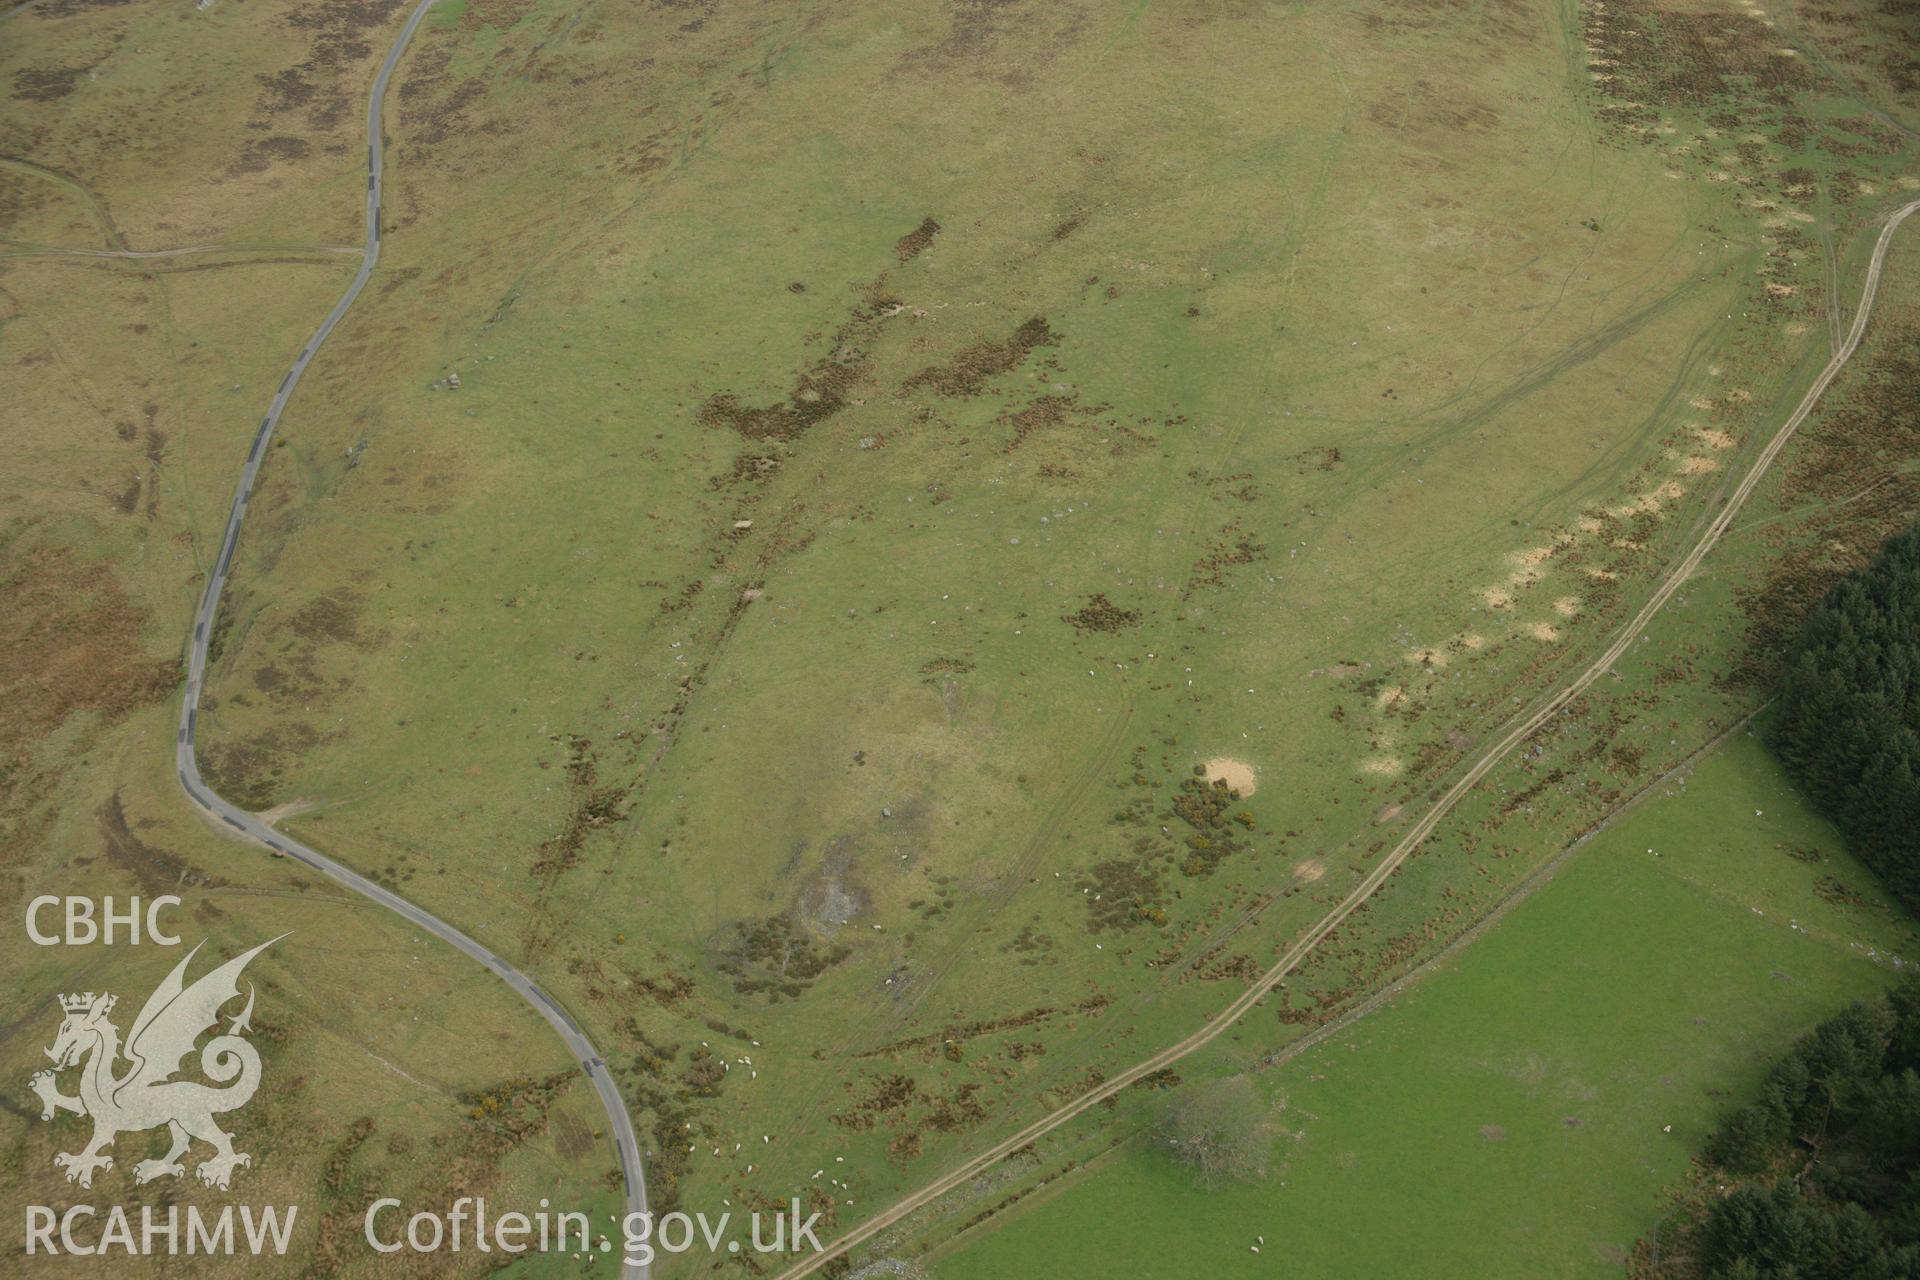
[1768,526,1920,912]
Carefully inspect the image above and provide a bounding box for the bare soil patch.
[259,796,319,825]
[1202,757,1257,795]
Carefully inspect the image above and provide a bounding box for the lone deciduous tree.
[1155,1076,1273,1189]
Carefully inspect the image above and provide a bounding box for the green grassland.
[0,4,625,1271]
[0,0,417,248]
[197,0,1920,1241]
[929,735,1915,1279]
[0,223,621,1276]
[0,253,614,1258]
[867,187,1920,1277]
[3,0,1918,1274]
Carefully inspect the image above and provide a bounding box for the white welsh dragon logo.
[28,937,281,1190]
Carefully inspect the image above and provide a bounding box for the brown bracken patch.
[1721,317,1920,686]
[1003,394,1080,452]
[11,66,89,102]
[1185,523,1265,595]
[100,794,217,894]
[531,734,632,880]
[903,317,1057,398]
[227,135,313,177]
[199,722,327,812]
[697,289,896,441]
[1062,593,1140,634]
[1,548,176,749]
[894,217,942,262]
[717,912,852,1002]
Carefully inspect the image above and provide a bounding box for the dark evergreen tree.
[1643,980,1920,1279]
[1768,526,1920,914]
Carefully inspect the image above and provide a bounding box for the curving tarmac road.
[171,1,650,1271]
[769,199,1920,1280]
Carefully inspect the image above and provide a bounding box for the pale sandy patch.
[1678,455,1720,474]
[1406,648,1448,669]
[1611,493,1662,519]
[1765,282,1796,298]
[1360,756,1403,777]
[1292,859,1326,884]
[1507,542,1567,586]
[1526,621,1562,642]
[1696,427,1736,449]
[1375,685,1406,712]
[1576,515,1606,535]
[1553,596,1581,618]
[259,797,317,824]
[1203,757,1258,795]
[1481,587,1514,610]
[1455,631,1487,650]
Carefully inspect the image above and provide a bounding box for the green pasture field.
[930,733,1915,1279]
[854,213,1920,1273]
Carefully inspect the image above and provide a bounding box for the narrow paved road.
[770,198,1920,1280]
[172,2,650,1271]
[1,242,359,261]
